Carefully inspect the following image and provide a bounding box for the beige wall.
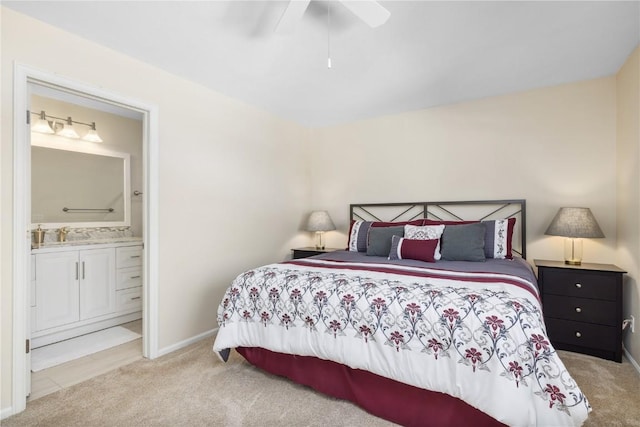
[616,45,640,364]
[31,95,144,234]
[2,4,637,417]
[310,78,619,267]
[1,7,310,411]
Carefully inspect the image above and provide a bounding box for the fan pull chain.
[327,3,332,68]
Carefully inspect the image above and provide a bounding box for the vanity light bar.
[30,110,104,142]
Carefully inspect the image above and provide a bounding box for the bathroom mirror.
[31,139,131,228]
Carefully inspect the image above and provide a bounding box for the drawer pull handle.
[575,307,582,313]
[575,283,582,288]
[130,296,141,300]
[130,255,141,259]
[575,332,582,338]
[130,275,141,279]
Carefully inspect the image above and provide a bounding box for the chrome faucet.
[58,227,69,242]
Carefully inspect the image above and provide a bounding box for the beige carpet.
[557,350,640,427]
[3,339,639,426]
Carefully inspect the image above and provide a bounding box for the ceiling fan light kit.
[275,0,312,34]
[276,0,390,33]
[339,0,390,28]
[276,0,391,68]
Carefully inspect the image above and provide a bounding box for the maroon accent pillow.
[388,236,438,263]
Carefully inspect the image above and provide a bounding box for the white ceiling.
[5,1,639,127]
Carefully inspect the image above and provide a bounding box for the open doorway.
[12,65,159,415]
[28,85,145,399]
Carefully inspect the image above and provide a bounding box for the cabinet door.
[35,251,80,331]
[80,248,116,320]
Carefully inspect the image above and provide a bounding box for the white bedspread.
[214,258,590,427]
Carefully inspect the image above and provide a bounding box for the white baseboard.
[1,406,14,420]
[157,327,217,358]
[623,346,640,375]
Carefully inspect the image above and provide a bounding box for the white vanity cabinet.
[79,248,117,320]
[115,245,143,312]
[31,241,143,348]
[34,250,83,331]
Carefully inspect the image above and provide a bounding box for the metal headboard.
[350,199,526,259]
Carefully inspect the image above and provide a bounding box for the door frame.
[12,63,160,414]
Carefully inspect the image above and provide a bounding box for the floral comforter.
[213,256,590,427]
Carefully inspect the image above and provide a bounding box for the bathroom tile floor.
[28,320,143,401]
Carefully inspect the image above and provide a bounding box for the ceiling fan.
[275,0,391,34]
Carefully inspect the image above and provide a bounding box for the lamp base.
[315,231,325,251]
[564,238,583,267]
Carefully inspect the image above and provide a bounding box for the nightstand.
[535,259,626,362]
[292,247,341,259]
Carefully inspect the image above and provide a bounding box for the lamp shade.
[545,207,604,238]
[305,211,336,232]
[83,122,104,143]
[57,117,80,139]
[32,111,54,134]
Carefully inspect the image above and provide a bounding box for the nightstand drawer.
[545,318,617,352]
[543,294,617,326]
[542,269,617,301]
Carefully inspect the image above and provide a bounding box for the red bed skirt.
[236,347,506,427]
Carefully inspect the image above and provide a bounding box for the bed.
[213,200,590,426]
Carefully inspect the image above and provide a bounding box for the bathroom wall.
[31,95,144,236]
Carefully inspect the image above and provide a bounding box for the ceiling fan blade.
[275,0,311,34]
[339,1,390,28]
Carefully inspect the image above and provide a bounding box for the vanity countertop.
[32,237,143,253]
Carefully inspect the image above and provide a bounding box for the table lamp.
[305,210,335,250]
[544,207,604,265]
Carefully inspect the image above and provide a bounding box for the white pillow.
[404,224,445,260]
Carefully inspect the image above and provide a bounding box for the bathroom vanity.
[29,134,144,349]
[30,239,143,349]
